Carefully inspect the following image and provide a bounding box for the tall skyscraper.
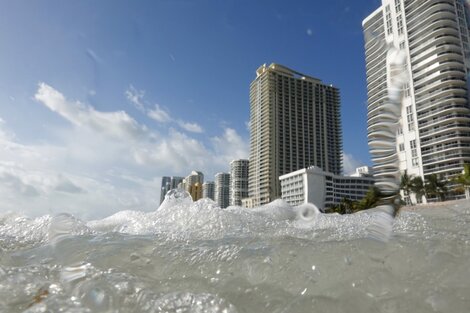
[363,0,470,198]
[248,63,342,207]
[202,181,215,200]
[230,159,249,206]
[215,172,231,208]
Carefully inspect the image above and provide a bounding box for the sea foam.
[1,192,469,312]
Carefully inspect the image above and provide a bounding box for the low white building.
[279,166,374,210]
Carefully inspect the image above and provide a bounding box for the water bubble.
[82,286,110,311]
[74,280,115,313]
[296,203,320,221]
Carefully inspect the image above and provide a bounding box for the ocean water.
[1,191,469,313]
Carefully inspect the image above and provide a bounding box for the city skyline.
[0,1,381,219]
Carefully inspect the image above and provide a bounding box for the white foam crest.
[0,212,52,250]
[48,213,92,243]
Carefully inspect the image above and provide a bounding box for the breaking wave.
[1,190,469,312]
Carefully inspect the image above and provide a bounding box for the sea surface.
[1,191,469,312]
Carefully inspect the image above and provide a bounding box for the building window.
[410,139,417,158]
[385,6,393,35]
[406,105,414,131]
[395,0,401,12]
[403,82,410,98]
[399,143,405,151]
[399,41,405,50]
[397,15,403,35]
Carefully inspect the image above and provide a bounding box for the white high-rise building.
[248,63,342,207]
[203,181,215,200]
[215,172,230,208]
[230,159,249,206]
[363,0,470,199]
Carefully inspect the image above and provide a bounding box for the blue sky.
[0,0,381,219]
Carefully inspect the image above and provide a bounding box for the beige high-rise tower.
[248,63,342,207]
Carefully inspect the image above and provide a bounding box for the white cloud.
[211,128,249,165]
[125,85,204,133]
[306,28,313,36]
[177,120,204,133]
[0,166,40,198]
[148,104,171,123]
[0,84,249,219]
[125,85,145,112]
[54,175,85,194]
[36,83,148,141]
[343,152,364,175]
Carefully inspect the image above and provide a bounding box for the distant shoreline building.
[363,0,470,201]
[189,182,203,201]
[248,63,342,207]
[160,176,183,204]
[160,177,171,204]
[203,181,215,200]
[279,166,374,210]
[230,159,249,206]
[215,172,230,208]
[185,171,204,201]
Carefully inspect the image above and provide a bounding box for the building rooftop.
[256,63,322,83]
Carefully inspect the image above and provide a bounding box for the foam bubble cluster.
[1,198,469,312]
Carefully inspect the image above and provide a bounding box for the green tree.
[355,186,382,212]
[453,164,470,199]
[425,174,448,202]
[400,170,414,205]
[341,197,356,214]
[410,176,426,204]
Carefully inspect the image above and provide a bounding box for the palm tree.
[400,170,413,205]
[410,176,425,204]
[453,164,470,199]
[425,174,448,202]
[340,197,356,214]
